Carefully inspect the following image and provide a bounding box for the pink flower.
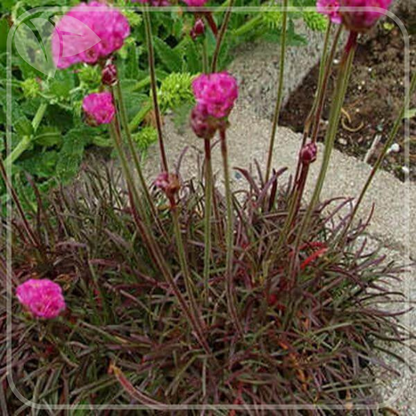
[16,279,66,319]
[52,1,130,69]
[316,0,342,24]
[192,72,239,119]
[83,92,115,125]
[340,0,393,32]
[190,102,219,139]
[182,0,208,6]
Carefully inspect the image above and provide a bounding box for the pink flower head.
[52,1,130,69]
[317,0,342,24]
[16,279,66,319]
[182,0,208,6]
[340,0,393,32]
[190,102,218,139]
[82,92,115,125]
[192,72,239,119]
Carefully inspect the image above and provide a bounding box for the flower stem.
[309,34,357,204]
[211,0,235,72]
[109,118,210,354]
[203,139,213,301]
[204,12,218,37]
[220,128,243,335]
[284,25,342,232]
[265,0,288,183]
[143,6,169,173]
[171,207,202,328]
[112,82,166,238]
[289,32,357,281]
[339,71,416,244]
[292,24,341,191]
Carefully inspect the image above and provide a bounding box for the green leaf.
[19,150,58,178]
[56,128,87,183]
[33,126,62,147]
[14,115,33,136]
[153,37,183,73]
[47,71,75,100]
[184,39,201,74]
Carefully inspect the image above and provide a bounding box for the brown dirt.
[280,22,416,181]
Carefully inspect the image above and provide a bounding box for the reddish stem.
[203,12,218,37]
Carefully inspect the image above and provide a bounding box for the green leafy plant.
[0,0,327,201]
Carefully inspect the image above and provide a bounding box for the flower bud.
[190,102,218,140]
[190,18,205,40]
[155,172,181,205]
[102,63,118,86]
[300,142,318,165]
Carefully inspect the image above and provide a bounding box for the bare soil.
[280,21,416,181]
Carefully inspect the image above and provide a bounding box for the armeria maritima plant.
[1,0,415,413]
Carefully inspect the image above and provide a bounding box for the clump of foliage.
[1,0,414,413]
[1,162,410,412]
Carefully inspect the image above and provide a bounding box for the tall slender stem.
[271,25,341,261]
[339,71,416,243]
[289,33,357,281]
[265,0,288,183]
[309,26,343,145]
[171,207,202,326]
[211,0,235,72]
[143,6,169,173]
[203,139,213,301]
[112,82,167,239]
[109,118,210,354]
[292,24,341,191]
[220,128,243,335]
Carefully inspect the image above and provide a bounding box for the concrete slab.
[142,104,416,411]
[145,104,415,259]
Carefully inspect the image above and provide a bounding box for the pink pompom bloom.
[83,92,115,125]
[52,1,130,69]
[16,279,66,319]
[317,0,342,24]
[182,0,208,6]
[340,0,393,32]
[192,72,239,119]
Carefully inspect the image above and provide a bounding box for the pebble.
[388,143,401,154]
[401,166,410,176]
